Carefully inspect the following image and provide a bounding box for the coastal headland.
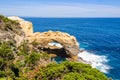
[0,15,108,80]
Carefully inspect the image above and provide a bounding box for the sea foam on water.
[78,49,111,73]
[48,42,111,73]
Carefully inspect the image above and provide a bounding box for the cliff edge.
[8,16,80,61]
[0,15,108,80]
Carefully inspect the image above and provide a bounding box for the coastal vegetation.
[0,15,23,36]
[0,15,108,80]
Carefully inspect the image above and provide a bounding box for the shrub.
[33,61,108,80]
[0,15,23,35]
[0,70,6,77]
[63,72,85,80]
[25,51,40,64]
[0,15,109,80]
[0,41,13,60]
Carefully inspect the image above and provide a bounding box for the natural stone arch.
[28,31,80,61]
[8,16,80,61]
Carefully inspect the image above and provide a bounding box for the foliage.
[34,61,108,80]
[0,41,14,70]
[25,51,40,64]
[0,41,16,79]
[63,72,85,80]
[0,15,24,35]
[17,41,30,56]
[0,41,13,60]
[31,40,39,46]
[0,15,109,80]
[0,41,50,79]
[0,41,108,80]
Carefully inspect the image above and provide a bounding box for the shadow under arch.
[42,41,70,58]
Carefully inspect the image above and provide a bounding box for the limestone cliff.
[8,16,80,61]
[0,15,25,46]
[0,15,109,80]
[8,16,33,36]
[28,31,79,59]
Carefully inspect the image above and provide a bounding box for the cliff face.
[8,16,80,61]
[8,16,33,36]
[0,16,25,46]
[0,15,108,80]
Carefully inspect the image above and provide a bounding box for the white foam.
[78,50,111,73]
[48,42,63,48]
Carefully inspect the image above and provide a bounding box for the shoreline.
[78,49,110,74]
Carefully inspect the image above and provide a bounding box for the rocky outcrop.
[8,16,33,36]
[0,16,25,46]
[28,31,79,58]
[8,16,80,61]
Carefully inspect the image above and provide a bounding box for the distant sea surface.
[23,17,120,79]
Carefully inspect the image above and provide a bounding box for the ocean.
[23,17,120,79]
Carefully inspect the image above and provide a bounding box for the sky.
[0,0,120,17]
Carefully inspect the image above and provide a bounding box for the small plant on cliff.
[0,41,13,60]
[17,41,30,56]
[0,41,16,78]
[25,51,40,65]
[31,40,39,46]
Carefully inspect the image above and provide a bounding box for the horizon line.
[21,16,120,18]
[3,14,120,18]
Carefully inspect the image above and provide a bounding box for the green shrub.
[0,41,13,60]
[63,72,85,80]
[35,61,108,80]
[0,15,109,80]
[17,41,30,56]
[0,41,14,71]
[25,51,40,64]
[31,40,39,46]
[0,15,23,35]
[0,70,6,77]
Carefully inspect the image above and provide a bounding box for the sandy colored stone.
[28,31,79,57]
[8,16,80,60]
[8,16,33,36]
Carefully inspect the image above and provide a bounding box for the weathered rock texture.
[8,16,33,36]
[0,16,25,46]
[8,16,80,61]
[28,31,79,57]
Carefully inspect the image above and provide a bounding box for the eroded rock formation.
[8,16,33,36]
[28,31,79,59]
[0,16,25,46]
[8,16,80,61]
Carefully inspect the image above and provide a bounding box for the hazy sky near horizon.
[0,0,120,17]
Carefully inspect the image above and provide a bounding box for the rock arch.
[28,31,79,61]
[8,16,80,61]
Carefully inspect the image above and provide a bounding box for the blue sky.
[0,0,120,17]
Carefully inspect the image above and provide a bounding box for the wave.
[78,49,112,73]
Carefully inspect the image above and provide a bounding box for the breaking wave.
[78,49,112,73]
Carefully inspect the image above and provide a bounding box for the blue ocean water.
[23,17,120,79]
